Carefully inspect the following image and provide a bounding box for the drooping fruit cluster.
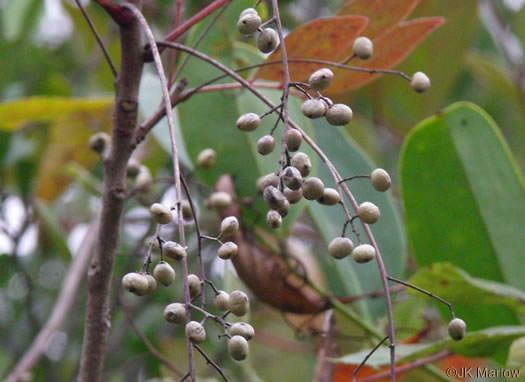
[237,7,278,54]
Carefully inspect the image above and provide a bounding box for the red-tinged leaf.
[331,364,402,382]
[255,16,368,82]
[337,0,420,39]
[325,17,445,95]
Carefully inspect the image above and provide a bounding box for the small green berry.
[351,244,376,263]
[448,318,466,341]
[328,237,354,259]
[284,187,303,204]
[153,261,176,287]
[318,188,340,205]
[266,210,282,229]
[188,274,202,299]
[302,177,325,200]
[257,28,278,53]
[164,302,186,324]
[144,273,157,293]
[237,13,261,35]
[285,129,302,152]
[186,321,206,343]
[326,104,353,126]
[358,201,380,224]
[507,337,525,368]
[214,291,230,311]
[229,290,249,316]
[229,322,255,340]
[126,158,141,177]
[181,200,193,220]
[122,272,149,296]
[150,203,173,225]
[257,135,276,155]
[197,148,216,168]
[218,241,239,260]
[220,216,239,236]
[229,335,249,361]
[411,72,431,93]
[207,192,232,209]
[237,113,261,132]
[283,166,303,191]
[308,68,334,91]
[301,99,327,119]
[291,152,312,177]
[370,168,391,192]
[352,36,373,60]
[163,241,187,261]
[134,166,153,192]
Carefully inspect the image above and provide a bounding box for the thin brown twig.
[74,0,118,77]
[167,0,183,88]
[193,344,230,382]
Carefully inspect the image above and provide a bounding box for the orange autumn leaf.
[255,16,368,82]
[337,0,420,40]
[331,363,402,382]
[325,17,444,95]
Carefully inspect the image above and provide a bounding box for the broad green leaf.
[308,123,406,319]
[409,263,525,316]
[0,97,112,131]
[255,16,368,82]
[400,102,525,329]
[325,17,444,95]
[34,200,72,260]
[337,0,419,39]
[333,326,525,367]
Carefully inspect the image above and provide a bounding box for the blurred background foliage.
[1,0,525,381]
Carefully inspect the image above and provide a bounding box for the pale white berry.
[284,187,303,204]
[240,8,258,17]
[308,68,334,91]
[302,177,325,200]
[411,72,431,93]
[358,201,380,224]
[163,241,187,261]
[257,28,278,53]
[317,188,341,205]
[237,13,261,35]
[301,99,327,119]
[326,104,353,126]
[153,261,176,286]
[291,152,312,177]
[197,148,216,168]
[237,113,261,131]
[89,132,110,155]
[144,273,157,293]
[229,290,250,316]
[218,241,239,260]
[370,168,391,192]
[186,321,206,343]
[214,291,230,311]
[126,158,141,177]
[180,200,193,220]
[257,135,276,155]
[229,322,255,340]
[188,274,202,299]
[256,172,279,192]
[150,203,172,224]
[164,302,186,324]
[207,192,232,209]
[351,244,376,263]
[352,36,373,60]
[220,216,239,236]
[328,237,354,259]
[122,272,149,296]
[229,335,249,361]
[134,166,153,192]
[448,318,466,341]
[283,166,303,191]
[285,129,302,152]
[266,210,282,229]
[263,186,287,211]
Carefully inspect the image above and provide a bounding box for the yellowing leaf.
[255,16,368,82]
[0,96,112,131]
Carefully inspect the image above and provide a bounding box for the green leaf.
[400,102,525,329]
[409,263,525,316]
[333,326,525,367]
[34,200,72,261]
[307,123,406,319]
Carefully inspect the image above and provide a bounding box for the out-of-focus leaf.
[337,0,419,39]
[325,18,445,95]
[333,326,525,366]
[410,263,525,316]
[331,363,397,382]
[0,97,112,131]
[400,102,525,329]
[255,16,368,82]
[34,200,72,260]
[307,122,405,319]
